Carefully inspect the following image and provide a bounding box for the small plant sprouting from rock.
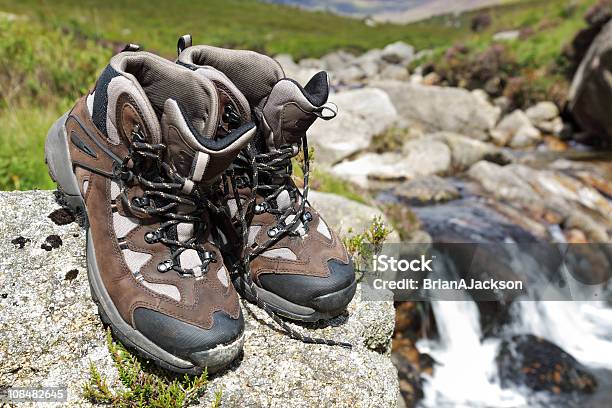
[83,329,221,407]
[343,215,392,272]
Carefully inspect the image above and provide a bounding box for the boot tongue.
[261,71,335,151]
[160,96,255,188]
[194,66,251,133]
[160,99,214,186]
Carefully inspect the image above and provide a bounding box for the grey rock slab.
[0,190,398,407]
[373,81,500,141]
[308,88,397,165]
[0,191,115,407]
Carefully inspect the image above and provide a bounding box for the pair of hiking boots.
[44,37,356,374]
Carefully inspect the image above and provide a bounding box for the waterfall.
[417,300,526,407]
[416,299,612,407]
[509,301,612,370]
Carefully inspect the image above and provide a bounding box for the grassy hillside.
[0,0,596,190]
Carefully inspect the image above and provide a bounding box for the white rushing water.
[417,301,526,407]
[417,299,612,407]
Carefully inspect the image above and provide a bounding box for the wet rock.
[497,334,598,394]
[309,88,397,165]
[0,190,399,407]
[392,175,460,205]
[392,352,423,408]
[373,81,500,141]
[381,41,414,65]
[48,208,76,225]
[467,161,612,240]
[569,20,612,145]
[330,140,451,188]
[10,236,30,249]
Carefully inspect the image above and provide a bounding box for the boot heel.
[44,111,86,214]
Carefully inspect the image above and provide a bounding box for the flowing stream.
[416,298,612,407]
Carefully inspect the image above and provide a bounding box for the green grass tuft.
[83,329,220,408]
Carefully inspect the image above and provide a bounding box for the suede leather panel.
[248,206,350,283]
[70,96,240,332]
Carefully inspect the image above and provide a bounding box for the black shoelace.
[116,125,216,276]
[227,135,352,349]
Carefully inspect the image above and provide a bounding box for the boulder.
[426,132,501,171]
[333,65,365,84]
[525,101,559,124]
[490,109,541,147]
[467,161,541,204]
[358,59,380,78]
[330,139,451,188]
[308,88,397,165]
[392,175,460,205]
[299,58,325,70]
[379,64,409,81]
[381,41,415,65]
[274,54,320,85]
[496,334,597,394]
[509,124,542,148]
[0,191,399,407]
[307,190,400,242]
[274,53,298,73]
[372,81,500,141]
[569,20,612,145]
[321,50,355,72]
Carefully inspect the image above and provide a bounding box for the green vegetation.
[343,215,392,272]
[293,148,368,204]
[0,0,597,190]
[415,0,597,108]
[83,330,221,408]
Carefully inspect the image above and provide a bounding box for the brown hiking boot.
[177,38,357,332]
[44,49,255,373]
